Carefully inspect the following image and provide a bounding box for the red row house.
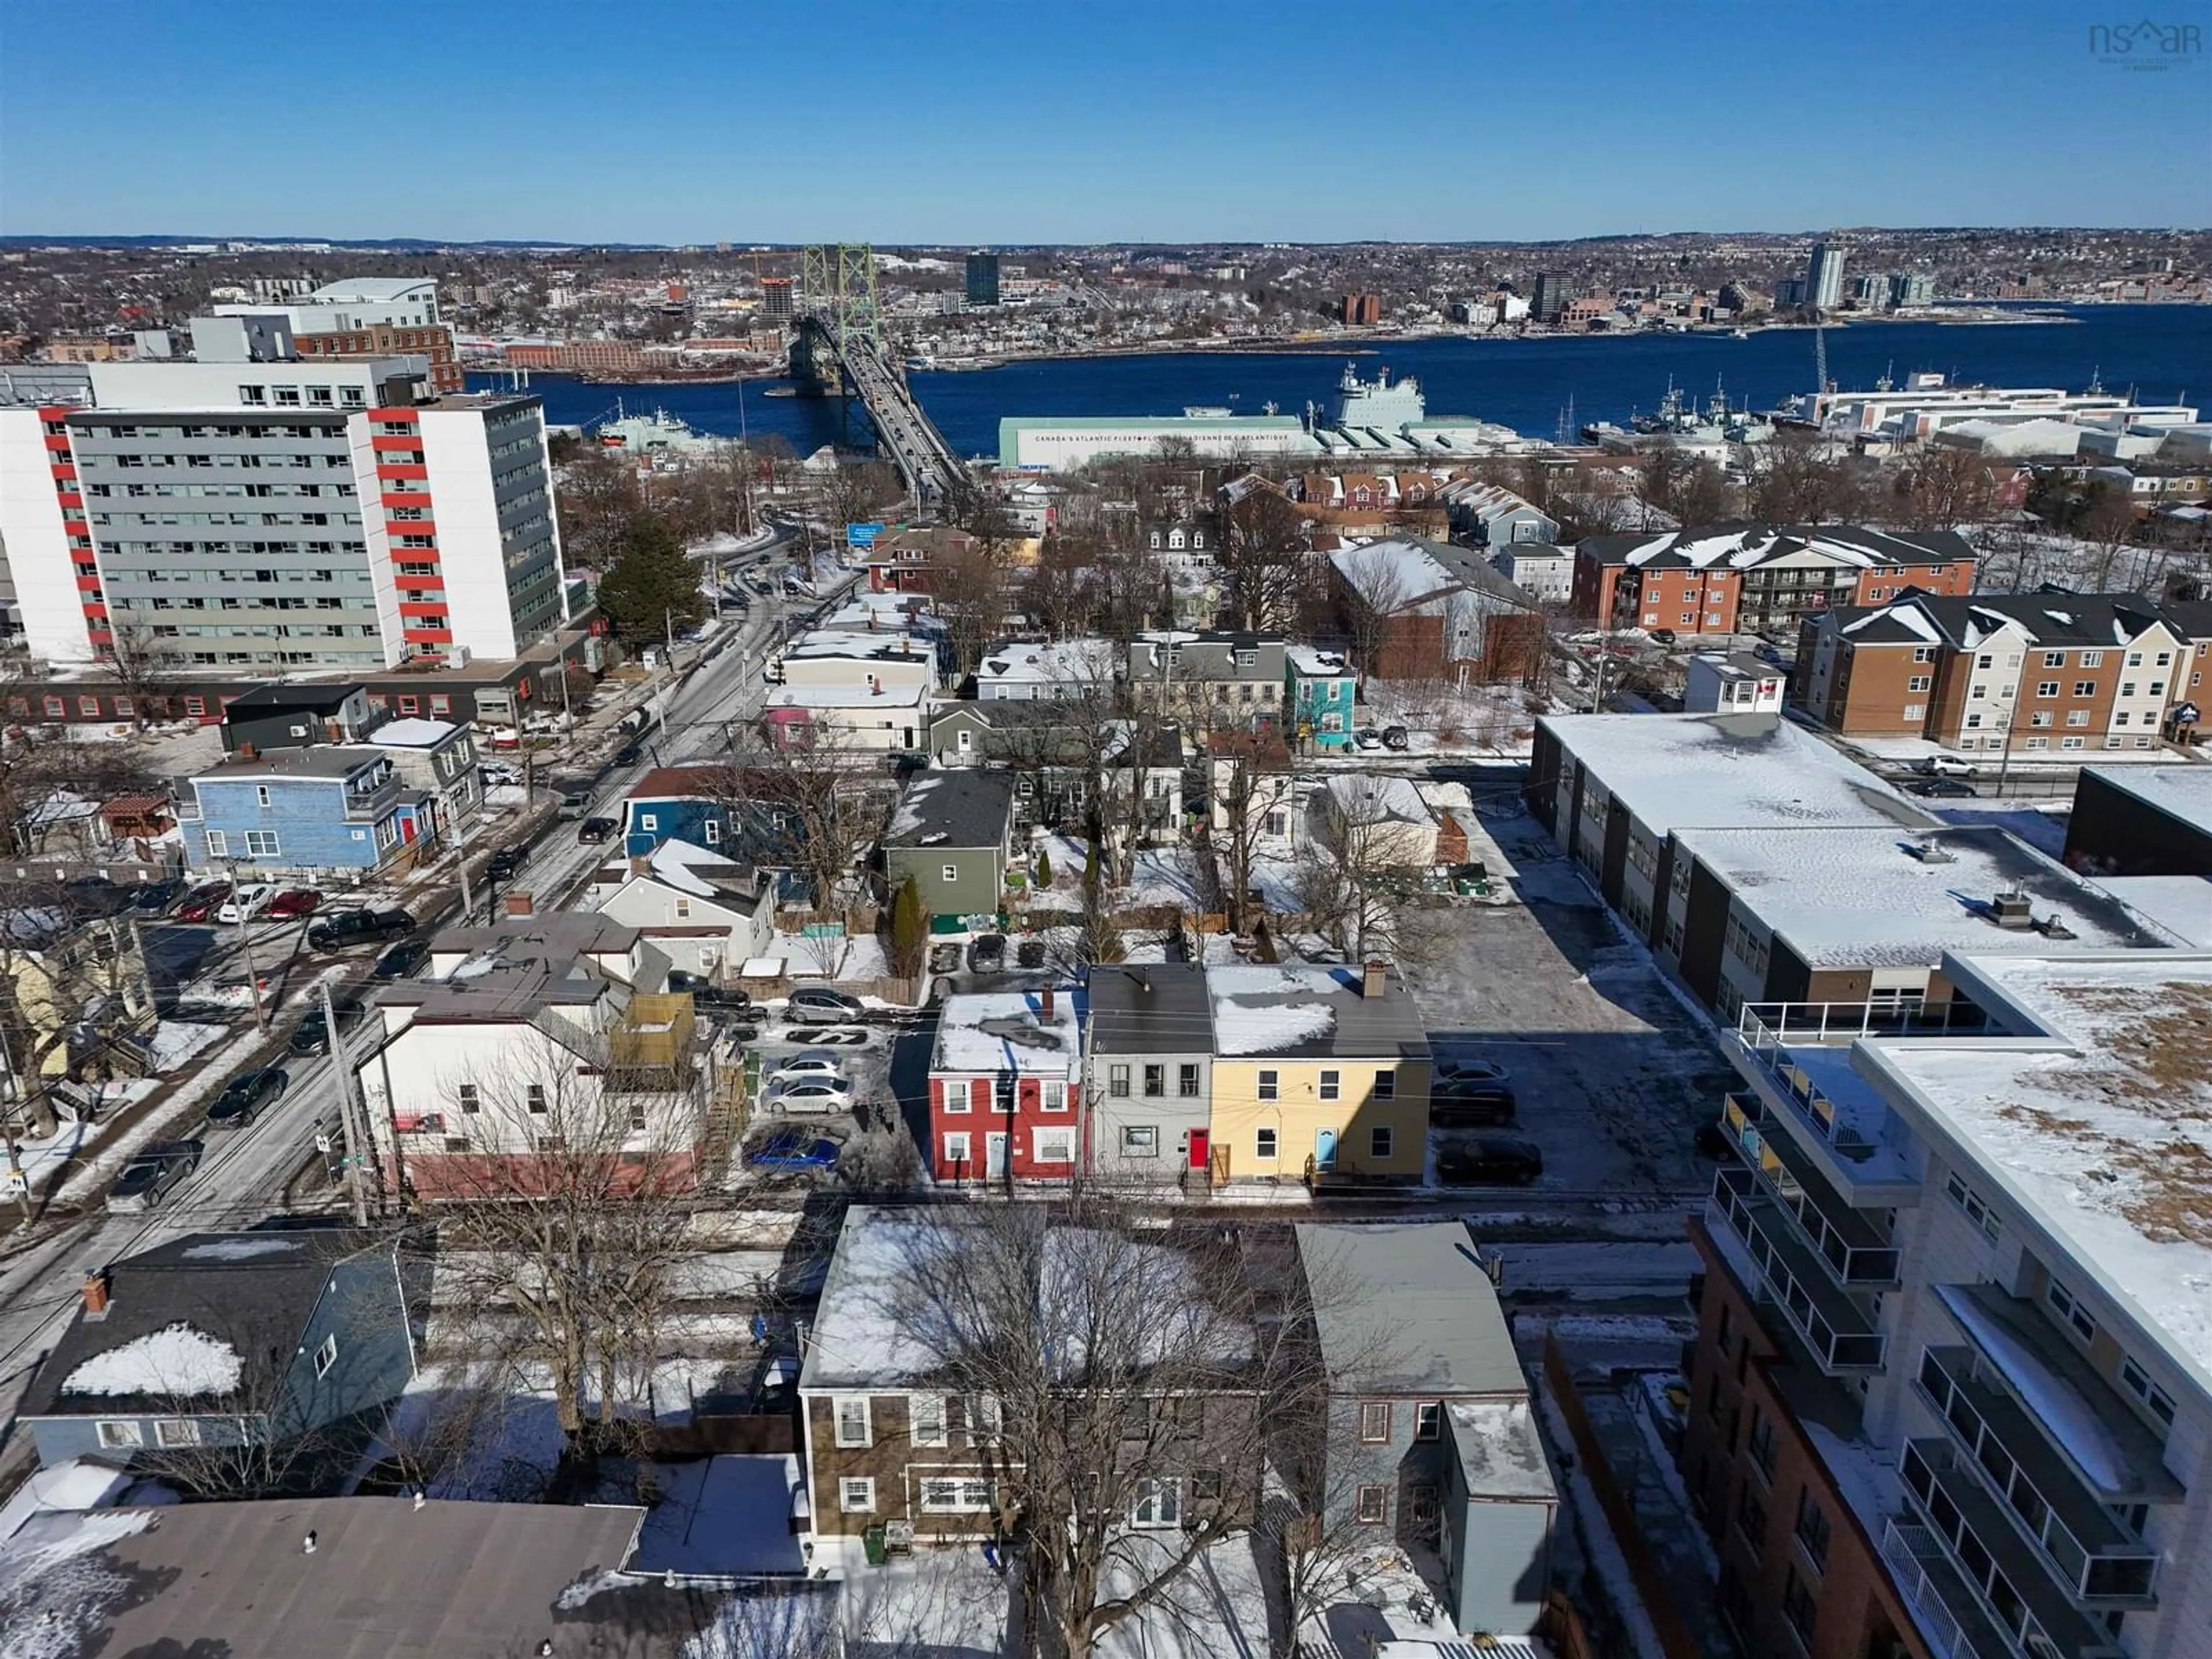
[926,988,1082,1184]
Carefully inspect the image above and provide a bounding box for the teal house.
[1286,646,1357,751]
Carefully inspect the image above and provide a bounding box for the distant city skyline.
[2,0,2205,244]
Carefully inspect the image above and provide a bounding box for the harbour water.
[476,304,2211,461]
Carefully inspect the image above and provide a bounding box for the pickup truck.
[307,907,416,951]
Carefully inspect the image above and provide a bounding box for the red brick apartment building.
[1794,592,2212,756]
[296,322,463,393]
[1571,525,1975,637]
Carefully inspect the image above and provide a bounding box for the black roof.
[1827,589,2198,651]
[884,769,1017,850]
[1085,963,1214,1056]
[1581,522,1974,570]
[221,683,365,717]
[22,1230,393,1419]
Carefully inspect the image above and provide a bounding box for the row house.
[1126,630,1288,733]
[1285,646,1357,749]
[1794,590,2212,756]
[179,744,436,873]
[972,637,1119,700]
[927,701,1185,848]
[1570,524,1976,637]
[926,987,1084,1183]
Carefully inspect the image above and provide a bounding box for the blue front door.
[1315,1128,1338,1171]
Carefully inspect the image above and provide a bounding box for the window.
[1318,1069,1340,1102]
[1794,1490,1832,1573]
[1415,1402,1441,1441]
[1782,1566,1817,1646]
[1257,1069,1279,1103]
[942,1131,971,1166]
[1942,1173,2002,1243]
[203,830,229,857]
[964,1393,1003,1445]
[313,1334,339,1379]
[1373,1068,1396,1101]
[1409,1482,1439,1526]
[1370,1126,1393,1160]
[2073,680,2096,697]
[1190,1468,1224,1502]
[2062,736,2085,750]
[457,1084,480,1115]
[639,812,658,831]
[840,1477,876,1513]
[1747,1407,1777,1482]
[1178,1063,1199,1097]
[2035,681,2059,698]
[910,1394,948,1447]
[1255,1127,1278,1160]
[1120,1125,1159,1157]
[1359,1402,1392,1442]
[1034,1127,1075,1164]
[2046,1278,2097,1343]
[154,1418,202,1448]
[1355,1484,1389,1525]
[96,1421,144,1449]
[1735,1484,1766,1557]
[834,1396,872,1448]
[2119,1357,2177,1427]
[1902,703,1926,721]
[1143,1064,1164,1097]
[1107,1064,1129,1099]
[1907,675,1931,692]
[1040,1081,1067,1112]
[244,829,281,858]
[1130,1476,1181,1528]
[2043,652,2066,668]
[2127,652,2144,668]
[2120,681,2138,698]
[942,863,958,884]
[2082,651,2104,668]
[255,784,273,808]
[920,1477,994,1514]
[2029,711,2052,728]
[526,1084,547,1115]
[1912,646,1934,663]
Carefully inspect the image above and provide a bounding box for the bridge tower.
[791,243,882,396]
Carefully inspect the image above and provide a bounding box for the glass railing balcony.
[1879,1518,2009,1659]
[1709,1166,1887,1373]
[1901,1440,2127,1659]
[1722,1094,1900,1286]
[1738,998,1991,1049]
[1916,1346,2159,1608]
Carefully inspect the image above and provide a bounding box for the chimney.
[237,741,258,760]
[1362,960,1388,999]
[81,1272,111,1320]
[505,891,535,917]
[1040,986,1055,1020]
[628,854,652,877]
[1989,890,2033,931]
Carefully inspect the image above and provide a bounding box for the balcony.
[1900,1441,2123,1659]
[1914,1346,2158,1609]
[1709,1166,1887,1373]
[1723,1093,1900,1287]
[1739,998,1991,1047]
[1725,1026,1921,1206]
[1880,1518,2013,1659]
[340,774,404,819]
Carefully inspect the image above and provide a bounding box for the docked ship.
[1585,378,1774,449]
[1304,362,1536,458]
[589,404,724,457]
[1769,370,2195,443]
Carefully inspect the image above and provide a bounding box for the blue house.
[18,1230,426,1486]
[622,765,744,861]
[1286,646,1358,751]
[180,745,434,874]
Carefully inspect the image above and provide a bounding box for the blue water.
[478,304,2211,460]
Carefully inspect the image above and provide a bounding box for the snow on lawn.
[628,1455,806,1576]
[803,1533,1013,1657]
[0,1509,157,1659]
[1292,1542,1463,1658]
[64,1324,243,1399]
[359,1365,569,1503]
[145,1020,229,1071]
[1092,1531,1272,1659]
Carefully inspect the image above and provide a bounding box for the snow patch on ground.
[0,1509,155,1659]
[64,1324,243,1399]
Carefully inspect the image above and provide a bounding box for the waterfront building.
[965,251,1001,307]
[760,276,794,319]
[1531,272,1576,323]
[998,414,1321,471]
[1806,240,1847,311]
[1889,271,1936,308]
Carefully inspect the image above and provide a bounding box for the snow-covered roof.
[366,717,457,748]
[2092,876,2212,946]
[1541,711,1928,838]
[65,1325,243,1399]
[1867,953,2212,1385]
[1286,645,1351,677]
[1446,1400,1557,1501]
[1580,523,1972,573]
[765,680,925,711]
[642,837,744,900]
[1672,824,2180,968]
[931,989,1081,1075]
[2080,763,2212,832]
[1326,774,1433,829]
[1206,964,1429,1059]
[975,637,1119,687]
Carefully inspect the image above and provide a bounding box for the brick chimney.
[237,741,258,760]
[505,891,534,917]
[1040,986,1055,1020]
[628,854,652,877]
[1362,960,1387,999]
[82,1271,111,1320]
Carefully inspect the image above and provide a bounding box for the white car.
[215,882,277,924]
[1918,755,1979,778]
[770,1051,849,1086]
[767,1078,855,1114]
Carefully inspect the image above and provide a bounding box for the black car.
[1435,1133,1543,1185]
[130,878,184,914]
[486,846,527,881]
[1430,1085,1517,1128]
[309,907,416,950]
[374,937,432,979]
[108,1141,203,1210]
[207,1066,288,1128]
[969,934,1007,973]
[289,997,366,1055]
[577,816,620,844]
[1649,627,1679,645]
[1381,725,1410,751]
[668,971,751,1009]
[614,741,644,766]
[1904,777,1976,799]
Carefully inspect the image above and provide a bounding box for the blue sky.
[3,0,2205,242]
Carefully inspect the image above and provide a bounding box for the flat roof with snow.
[1540,711,1929,838]
[1673,824,2181,968]
[1863,952,2212,1387]
[2080,763,2212,831]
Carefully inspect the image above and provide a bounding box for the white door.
[957,728,973,756]
[985,1132,1009,1179]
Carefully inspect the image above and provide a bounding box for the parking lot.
[725,1004,919,1192]
[1405,801,1734,1200]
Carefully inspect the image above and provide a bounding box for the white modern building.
[998,414,1322,472]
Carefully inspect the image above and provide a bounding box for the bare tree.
[554,446,645,571]
[1333,544,1413,688]
[100,624,177,726]
[1293,781,1435,965]
[934,538,1016,679]
[1204,729,1293,936]
[1218,486,1317,634]
[1893,444,1999,533]
[700,737,895,918]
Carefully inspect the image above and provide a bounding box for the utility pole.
[321,979,372,1225]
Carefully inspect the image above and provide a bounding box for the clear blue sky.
[3,0,2205,243]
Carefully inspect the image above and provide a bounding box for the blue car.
[745,1130,841,1172]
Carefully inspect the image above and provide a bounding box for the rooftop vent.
[1904,840,1956,865]
[1988,889,2034,931]
[2037,912,2077,941]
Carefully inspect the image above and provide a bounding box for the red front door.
[1188,1130,1210,1172]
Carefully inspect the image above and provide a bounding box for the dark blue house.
[19,1230,426,1487]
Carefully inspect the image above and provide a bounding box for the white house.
[975,638,1120,700]
[1683,652,1786,715]
[763,681,929,752]
[586,840,778,979]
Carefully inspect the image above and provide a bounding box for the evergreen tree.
[1035,845,1053,889]
[889,874,929,980]
[596,516,709,645]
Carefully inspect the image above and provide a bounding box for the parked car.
[175,883,233,923]
[613,741,644,767]
[485,846,527,881]
[1648,627,1678,646]
[289,997,365,1056]
[765,1077,853,1114]
[309,907,416,950]
[787,986,866,1024]
[1917,755,1979,778]
[1353,728,1382,751]
[1436,1058,1512,1088]
[577,816,620,845]
[1904,777,1976,799]
[745,1130,841,1171]
[969,934,1007,974]
[122,878,181,915]
[206,1066,288,1129]
[770,1050,849,1086]
[1435,1133,1543,1185]
[668,971,751,1009]
[373,937,431,979]
[1430,1085,1517,1129]
[267,888,323,919]
[108,1141,202,1209]
[1381,725,1410,751]
[215,883,277,925]
[928,942,963,975]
